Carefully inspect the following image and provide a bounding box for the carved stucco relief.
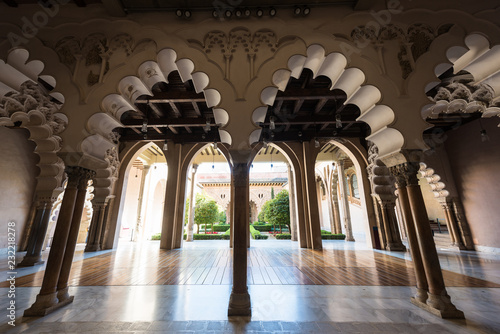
[189,27,297,99]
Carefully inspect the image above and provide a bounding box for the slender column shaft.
[302,140,322,249]
[392,177,428,303]
[337,160,354,241]
[394,162,463,318]
[84,200,107,252]
[186,165,198,242]
[332,181,342,234]
[228,162,251,316]
[316,177,325,229]
[287,164,298,241]
[133,165,150,242]
[160,142,181,250]
[57,170,95,302]
[19,199,55,266]
[24,167,86,316]
[443,202,465,249]
[380,199,406,251]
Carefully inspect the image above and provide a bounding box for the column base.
[345,237,355,242]
[386,243,406,252]
[18,256,44,267]
[23,292,74,317]
[411,292,464,319]
[449,243,467,251]
[84,243,101,252]
[228,290,251,317]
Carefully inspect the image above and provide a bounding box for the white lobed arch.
[419,162,449,202]
[0,48,67,197]
[90,48,232,163]
[423,34,500,126]
[251,44,404,158]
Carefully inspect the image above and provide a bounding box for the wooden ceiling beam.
[293,99,304,114]
[122,117,215,127]
[119,131,220,143]
[315,98,329,113]
[168,101,182,117]
[135,91,206,103]
[275,88,344,100]
[191,101,202,116]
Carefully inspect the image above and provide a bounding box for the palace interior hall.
[1,0,500,333]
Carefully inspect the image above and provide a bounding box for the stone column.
[287,163,298,241]
[450,198,475,250]
[160,142,181,250]
[186,164,198,242]
[56,169,95,304]
[378,198,406,251]
[301,140,323,250]
[316,176,325,229]
[228,162,251,316]
[133,165,150,242]
[393,162,464,319]
[331,179,342,234]
[442,201,464,249]
[18,198,56,266]
[337,159,354,241]
[84,199,108,252]
[24,167,89,317]
[390,168,429,305]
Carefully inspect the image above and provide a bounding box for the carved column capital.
[389,162,420,188]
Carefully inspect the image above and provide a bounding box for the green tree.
[194,194,219,233]
[258,200,272,223]
[218,210,227,224]
[271,187,275,199]
[265,190,290,233]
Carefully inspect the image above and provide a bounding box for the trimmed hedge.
[321,234,346,240]
[321,230,332,235]
[151,233,161,240]
[275,233,291,240]
[183,234,230,240]
[212,224,231,232]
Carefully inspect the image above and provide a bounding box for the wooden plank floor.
[4,245,500,288]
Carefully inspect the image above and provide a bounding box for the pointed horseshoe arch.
[250,44,404,159]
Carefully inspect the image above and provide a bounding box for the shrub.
[321,234,346,240]
[250,225,268,239]
[151,233,161,240]
[275,233,291,240]
[223,228,231,236]
[321,230,332,235]
[183,234,230,240]
[252,224,273,232]
[213,224,231,232]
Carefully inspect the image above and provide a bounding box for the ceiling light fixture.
[269,7,277,17]
[244,8,251,17]
[204,118,211,132]
[256,8,263,17]
[212,10,219,18]
[141,119,148,133]
[184,10,191,18]
[479,119,490,142]
[336,114,342,128]
[225,9,232,18]
[235,8,242,17]
[269,116,276,130]
[303,6,310,15]
[294,6,301,15]
[213,142,218,150]
[315,138,320,148]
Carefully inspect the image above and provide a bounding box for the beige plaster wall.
[0,127,38,252]
[445,118,500,249]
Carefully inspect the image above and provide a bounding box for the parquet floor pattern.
[6,246,500,288]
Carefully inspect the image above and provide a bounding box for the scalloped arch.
[251,44,404,158]
[0,48,67,196]
[97,47,232,150]
[423,33,500,125]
